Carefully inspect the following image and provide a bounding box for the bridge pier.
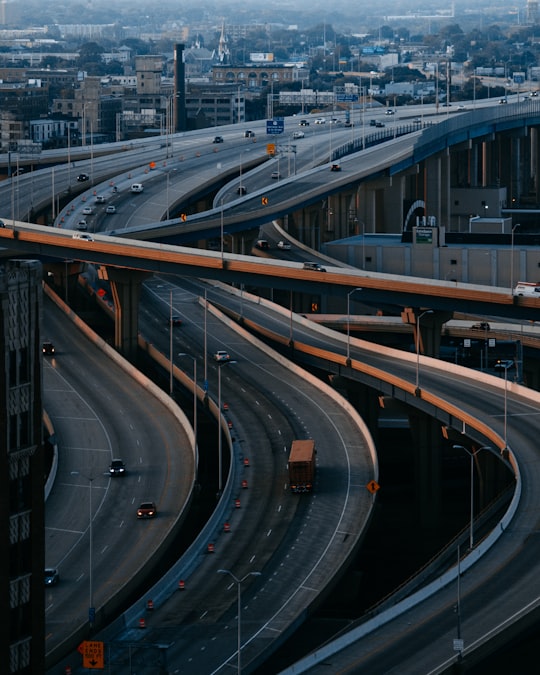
[98,267,151,360]
[401,307,452,359]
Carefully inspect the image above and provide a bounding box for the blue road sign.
[266,118,285,135]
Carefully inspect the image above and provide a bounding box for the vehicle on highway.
[292,131,305,139]
[45,568,59,586]
[130,183,144,193]
[330,163,341,172]
[369,119,377,126]
[303,261,327,272]
[95,195,106,204]
[76,173,89,182]
[109,459,126,476]
[471,322,490,331]
[105,205,116,214]
[137,502,157,519]
[82,206,93,215]
[255,239,269,250]
[385,109,395,115]
[244,130,254,137]
[277,240,291,250]
[214,350,230,362]
[76,219,87,230]
[0,220,5,227]
[314,118,326,124]
[169,316,182,326]
[271,171,281,179]
[288,439,316,493]
[513,281,540,296]
[42,341,55,355]
[72,232,93,241]
[213,135,224,143]
[299,119,309,126]
[375,121,385,127]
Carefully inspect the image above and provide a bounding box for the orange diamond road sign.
[366,479,380,494]
[79,640,104,669]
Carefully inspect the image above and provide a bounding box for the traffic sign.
[366,479,380,494]
[266,118,284,135]
[261,196,268,205]
[79,640,104,669]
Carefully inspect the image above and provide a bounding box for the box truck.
[288,439,315,493]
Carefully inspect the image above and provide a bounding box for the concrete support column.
[408,410,444,529]
[401,307,453,358]
[98,267,151,360]
[424,155,442,224]
[338,378,381,445]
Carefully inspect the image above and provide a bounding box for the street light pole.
[218,569,261,675]
[453,445,491,550]
[220,197,225,264]
[347,287,363,363]
[415,309,434,395]
[510,223,520,293]
[178,353,198,465]
[71,471,95,626]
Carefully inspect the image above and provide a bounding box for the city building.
[0,259,45,674]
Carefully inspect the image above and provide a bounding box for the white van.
[513,282,540,297]
[130,183,144,193]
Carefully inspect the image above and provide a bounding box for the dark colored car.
[299,119,310,126]
[77,173,89,182]
[169,316,182,326]
[109,459,126,476]
[471,322,490,331]
[45,568,59,586]
[42,341,55,355]
[330,164,341,172]
[213,136,224,143]
[137,502,157,519]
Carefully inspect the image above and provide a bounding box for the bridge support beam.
[98,267,151,360]
[401,308,452,359]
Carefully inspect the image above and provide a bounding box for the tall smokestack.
[174,44,186,132]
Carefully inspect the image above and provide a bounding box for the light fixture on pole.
[169,290,174,396]
[71,471,95,627]
[415,309,434,395]
[178,353,198,465]
[453,445,491,550]
[220,197,225,264]
[217,359,234,494]
[496,359,513,451]
[510,223,520,293]
[347,288,363,364]
[218,569,262,675]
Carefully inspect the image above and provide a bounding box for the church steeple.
[218,20,229,63]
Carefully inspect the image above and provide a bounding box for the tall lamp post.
[452,445,491,550]
[178,353,198,465]
[496,359,513,451]
[218,569,261,675]
[220,197,225,264]
[510,223,520,293]
[217,359,234,494]
[415,309,434,395]
[347,287,363,363]
[71,471,95,626]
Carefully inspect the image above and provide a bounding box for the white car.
[277,240,291,250]
[72,232,93,241]
[105,205,116,214]
[82,206,93,215]
[292,131,305,139]
[95,195,106,204]
[213,350,230,362]
[314,118,326,124]
[76,219,87,230]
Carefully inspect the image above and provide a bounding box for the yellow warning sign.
[80,640,104,669]
[261,196,268,206]
[267,143,276,156]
